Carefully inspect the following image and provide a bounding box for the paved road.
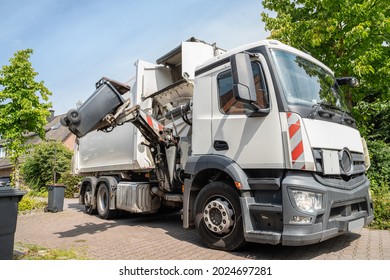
[14,198,390,260]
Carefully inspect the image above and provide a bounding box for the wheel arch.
[182,155,249,229]
[80,177,98,207]
[96,176,119,210]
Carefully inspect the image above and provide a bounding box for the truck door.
[211,55,285,169]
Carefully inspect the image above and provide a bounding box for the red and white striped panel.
[140,110,164,136]
[287,112,306,170]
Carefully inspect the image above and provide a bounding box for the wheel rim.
[85,188,92,208]
[203,197,235,235]
[97,187,108,212]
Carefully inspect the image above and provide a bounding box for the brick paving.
[14,198,390,260]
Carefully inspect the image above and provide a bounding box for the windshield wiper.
[309,102,355,125]
[308,102,336,119]
[340,110,355,125]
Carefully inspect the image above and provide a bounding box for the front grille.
[313,148,366,179]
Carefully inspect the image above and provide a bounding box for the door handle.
[214,140,229,151]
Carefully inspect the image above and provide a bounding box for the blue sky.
[1,0,269,115]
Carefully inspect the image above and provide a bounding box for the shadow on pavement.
[57,202,362,260]
[115,211,362,260]
[54,222,117,238]
[231,232,361,260]
[67,202,85,212]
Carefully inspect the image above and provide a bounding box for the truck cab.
[183,40,374,249]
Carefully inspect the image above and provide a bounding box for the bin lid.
[0,187,27,198]
[48,184,66,188]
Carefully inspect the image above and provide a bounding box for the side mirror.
[230,53,257,103]
[336,77,359,88]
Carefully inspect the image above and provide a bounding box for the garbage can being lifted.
[60,77,129,138]
[45,184,66,213]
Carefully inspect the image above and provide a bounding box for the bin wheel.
[52,207,58,213]
[96,183,118,219]
[60,116,69,126]
[194,181,246,251]
[67,109,81,124]
[44,206,48,212]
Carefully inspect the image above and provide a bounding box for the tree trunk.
[12,158,20,189]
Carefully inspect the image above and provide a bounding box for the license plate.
[348,218,364,231]
[322,150,340,175]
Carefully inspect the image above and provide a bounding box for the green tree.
[0,49,52,188]
[22,141,76,191]
[261,0,389,109]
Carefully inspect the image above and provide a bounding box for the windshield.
[270,49,348,112]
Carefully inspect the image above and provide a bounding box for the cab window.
[218,62,269,114]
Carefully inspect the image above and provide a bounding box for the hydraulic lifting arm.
[99,100,178,192]
[102,99,178,146]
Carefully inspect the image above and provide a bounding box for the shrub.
[366,140,390,229]
[370,186,390,230]
[18,194,46,213]
[22,141,81,193]
[58,172,81,198]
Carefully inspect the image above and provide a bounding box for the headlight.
[292,190,323,213]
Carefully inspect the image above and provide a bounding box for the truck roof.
[156,37,225,67]
[195,39,333,76]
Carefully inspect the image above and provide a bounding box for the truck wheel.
[84,184,96,215]
[96,183,117,219]
[194,181,246,251]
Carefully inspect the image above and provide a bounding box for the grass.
[14,242,88,260]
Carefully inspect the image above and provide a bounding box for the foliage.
[27,188,49,198]
[0,49,52,187]
[261,0,389,109]
[365,140,390,229]
[18,194,47,213]
[22,141,77,191]
[353,100,390,141]
[60,172,81,198]
[366,140,390,187]
[370,186,390,229]
[14,242,87,260]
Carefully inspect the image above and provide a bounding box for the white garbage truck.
[62,37,374,251]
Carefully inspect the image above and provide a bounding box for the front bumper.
[241,171,374,246]
[282,172,373,246]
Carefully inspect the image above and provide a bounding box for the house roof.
[28,114,73,144]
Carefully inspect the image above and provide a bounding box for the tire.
[60,116,69,126]
[84,184,96,215]
[67,109,81,124]
[96,183,117,219]
[194,181,246,251]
